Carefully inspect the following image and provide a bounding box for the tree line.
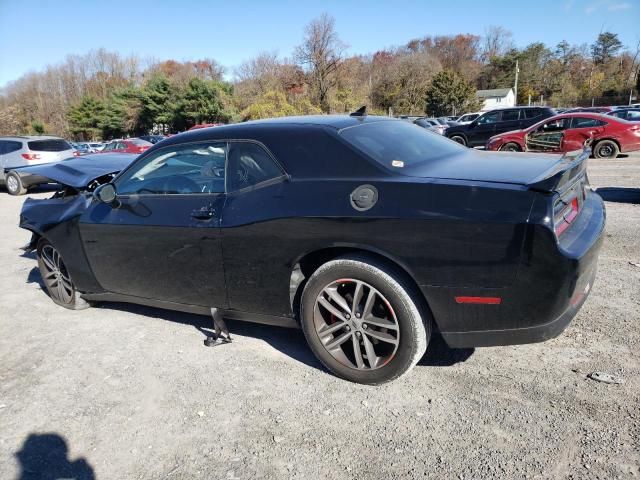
[0,14,637,140]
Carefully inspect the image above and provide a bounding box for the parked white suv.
[0,136,75,195]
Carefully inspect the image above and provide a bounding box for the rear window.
[27,139,72,152]
[340,120,465,169]
[130,139,152,146]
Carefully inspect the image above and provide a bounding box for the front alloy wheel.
[37,239,91,310]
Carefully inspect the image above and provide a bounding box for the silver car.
[0,136,75,195]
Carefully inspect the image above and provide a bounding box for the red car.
[99,139,152,154]
[188,123,223,131]
[486,113,640,159]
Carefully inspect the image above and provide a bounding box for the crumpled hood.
[14,153,138,188]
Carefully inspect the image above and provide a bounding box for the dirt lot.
[0,153,638,480]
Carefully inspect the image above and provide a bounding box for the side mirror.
[94,183,117,204]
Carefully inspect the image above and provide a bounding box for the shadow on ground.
[596,187,640,204]
[15,433,94,480]
[25,265,474,374]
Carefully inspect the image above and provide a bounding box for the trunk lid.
[403,147,589,193]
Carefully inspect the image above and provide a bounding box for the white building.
[477,88,515,111]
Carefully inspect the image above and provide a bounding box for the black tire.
[500,142,521,152]
[300,255,431,384]
[5,171,27,196]
[593,140,619,159]
[37,238,92,310]
[449,135,467,146]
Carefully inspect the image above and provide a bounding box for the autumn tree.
[295,13,346,112]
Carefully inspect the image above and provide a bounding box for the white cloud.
[608,2,632,10]
[586,0,633,14]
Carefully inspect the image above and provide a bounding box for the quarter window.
[227,142,283,192]
[116,142,227,195]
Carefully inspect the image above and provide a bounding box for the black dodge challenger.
[19,114,605,384]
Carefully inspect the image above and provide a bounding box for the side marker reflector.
[455,296,502,305]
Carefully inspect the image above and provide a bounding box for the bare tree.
[482,26,514,62]
[294,13,346,112]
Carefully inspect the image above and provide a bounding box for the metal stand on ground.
[204,308,233,347]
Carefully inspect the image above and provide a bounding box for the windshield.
[340,120,465,170]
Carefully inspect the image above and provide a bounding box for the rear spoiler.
[527,145,590,193]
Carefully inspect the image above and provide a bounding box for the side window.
[0,141,6,155]
[227,142,283,192]
[116,142,227,195]
[4,141,23,154]
[610,111,626,119]
[571,117,604,128]
[525,109,541,119]
[477,111,501,125]
[627,111,640,120]
[540,118,569,132]
[117,142,127,150]
[103,143,114,151]
[501,110,520,121]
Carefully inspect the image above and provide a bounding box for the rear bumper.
[441,265,597,347]
[434,191,605,348]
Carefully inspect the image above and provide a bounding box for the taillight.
[554,197,580,237]
[21,153,41,161]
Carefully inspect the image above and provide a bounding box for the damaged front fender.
[20,193,105,294]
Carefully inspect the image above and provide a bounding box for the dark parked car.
[565,106,614,114]
[139,135,168,144]
[607,108,640,122]
[19,115,604,384]
[445,107,556,147]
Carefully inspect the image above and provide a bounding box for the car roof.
[160,115,397,147]
[0,135,64,141]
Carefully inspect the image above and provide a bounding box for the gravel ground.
[0,153,638,479]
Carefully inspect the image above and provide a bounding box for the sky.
[0,0,638,88]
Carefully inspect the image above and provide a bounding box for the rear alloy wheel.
[593,140,619,159]
[5,171,26,196]
[449,135,467,146]
[300,255,431,384]
[37,239,92,310]
[500,142,521,152]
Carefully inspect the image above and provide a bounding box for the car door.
[219,140,289,314]
[495,109,521,136]
[525,118,570,152]
[79,141,228,307]
[561,117,607,151]
[469,110,501,146]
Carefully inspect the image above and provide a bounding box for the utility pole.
[514,59,519,106]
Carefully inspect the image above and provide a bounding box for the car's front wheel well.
[290,247,435,327]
